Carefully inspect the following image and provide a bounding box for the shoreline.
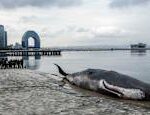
[61,48,150,52]
[0,69,150,115]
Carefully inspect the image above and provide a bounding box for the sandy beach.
[0,69,150,115]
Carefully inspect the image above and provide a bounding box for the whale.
[54,64,150,100]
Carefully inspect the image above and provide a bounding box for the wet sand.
[0,70,150,115]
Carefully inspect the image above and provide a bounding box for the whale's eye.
[88,71,93,75]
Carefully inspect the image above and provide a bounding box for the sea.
[27,50,150,84]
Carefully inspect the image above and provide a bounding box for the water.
[33,50,150,84]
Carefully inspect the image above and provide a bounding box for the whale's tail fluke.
[54,64,68,76]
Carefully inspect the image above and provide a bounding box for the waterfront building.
[13,42,22,49]
[130,43,146,49]
[0,25,7,49]
[4,31,7,48]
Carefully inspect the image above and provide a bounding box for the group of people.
[0,58,24,69]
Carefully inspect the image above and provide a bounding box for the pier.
[0,50,61,56]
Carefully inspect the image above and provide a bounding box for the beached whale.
[54,64,150,100]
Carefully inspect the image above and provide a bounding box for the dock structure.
[0,50,61,56]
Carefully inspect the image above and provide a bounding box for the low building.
[13,42,22,49]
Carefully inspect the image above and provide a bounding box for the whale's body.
[55,64,150,100]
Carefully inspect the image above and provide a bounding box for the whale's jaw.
[99,80,145,100]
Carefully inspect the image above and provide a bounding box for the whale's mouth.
[100,80,123,97]
[100,80,145,100]
[102,80,123,97]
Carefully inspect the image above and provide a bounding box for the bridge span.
[0,49,61,56]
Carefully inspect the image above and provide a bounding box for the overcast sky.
[1,0,150,47]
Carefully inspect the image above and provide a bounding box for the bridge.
[0,49,61,56]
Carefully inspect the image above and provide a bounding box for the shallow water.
[0,70,150,115]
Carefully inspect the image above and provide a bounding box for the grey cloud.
[47,26,131,39]
[20,16,38,23]
[76,28,89,33]
[0,0,82,9]
[110,0,150,8]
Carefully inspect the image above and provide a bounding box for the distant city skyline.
[0,0,150,47]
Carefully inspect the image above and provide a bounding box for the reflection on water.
[0,55,41,70]
[0,56,24,69]
[131,49,147,56]
[23,55,41,70]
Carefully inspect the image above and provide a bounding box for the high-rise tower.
[0,25,7,49]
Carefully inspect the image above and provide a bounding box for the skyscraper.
[4,31,7,48]
[0,25,7,49]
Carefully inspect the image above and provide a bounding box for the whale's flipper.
[99,80,145,100]
[54,64,68,76]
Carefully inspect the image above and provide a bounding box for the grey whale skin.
[55,64,150,100]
